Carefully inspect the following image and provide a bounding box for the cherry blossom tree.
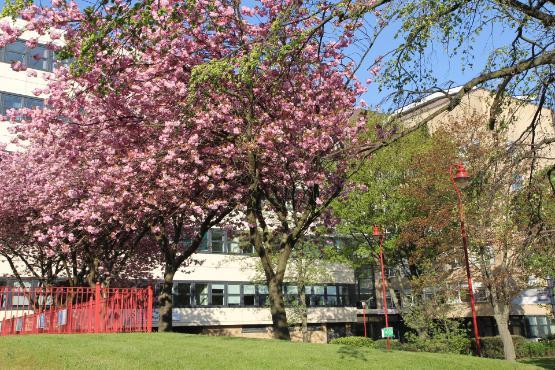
[0,0,384,337]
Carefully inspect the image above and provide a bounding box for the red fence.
[0,283,153,336]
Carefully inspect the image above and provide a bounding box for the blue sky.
[1,0,517,111]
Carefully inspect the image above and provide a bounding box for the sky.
[0,0,518,111]
[352,18,517,111]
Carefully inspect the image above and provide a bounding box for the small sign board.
[381,327,394,338]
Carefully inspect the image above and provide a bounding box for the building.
[354,88,555,340]
[1,24,553,342]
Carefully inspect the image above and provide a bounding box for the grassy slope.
[0,333,541,370]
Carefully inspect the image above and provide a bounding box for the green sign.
[381,327,394,338]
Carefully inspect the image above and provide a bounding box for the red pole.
[147,285,153,333]
[450,164,481,357]
[378,231,391,352]
[95,283,101,333]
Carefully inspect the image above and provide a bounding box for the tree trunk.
[158,267,175,333]
[493,304,516,360]
[268,277,291,340]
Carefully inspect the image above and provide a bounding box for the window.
[12,281,32,307]
[0,92,44,120]
[4,40,26,64]
[1,93,23,115]
[228,236,241,254]
[198,233,208,252]
[386,290,401,309]
[173,283,191,307]
[285,285,299,305]
[227,284,241,306]
[195,283,208,306]
[0,279,7,309]
[27,45,49,70]
[243,285,256,306]
[210,229,225,253]
[257,285,269,307]
[0,39,54,71]
[527,316,552,338]
[311,286,325,306]
[326,286,338,306]
[474,287,488,303]
[338,285,352,306]
[423,288,434,301]
[210,284,225,305]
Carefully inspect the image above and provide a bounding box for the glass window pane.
[211,229,225,253]
[257,285,268,294]
[314,286,324,295]
[24,98,43,109]
[528,317,537,325]
[12,281,32,306]
[244,285,256,306]
[6,40,25,53]
[244,285,255,295]
[2,94,23,114]
[537,316,548,326]
[195,283,208,305]
[286,285,298,295]
[198,233,208,251]
[305,286,312,294]
[228,237,241,253]
[5,51,24,63]
[173,283,191,307]
[327,286,337,295]
[228,285,240,295]
[27,45,49,70]
[211,284,224,305]
[228,295,240,305]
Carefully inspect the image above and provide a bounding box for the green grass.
[519,358,555,370]
[0,333,542,370]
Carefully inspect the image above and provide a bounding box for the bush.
[520,342,548,358]
[405,332,470,355]
[329,336,374,348]
[471,336,530,359]
[373,339,406,351]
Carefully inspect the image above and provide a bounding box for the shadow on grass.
[335,345,368,361]
[519,357,555,370]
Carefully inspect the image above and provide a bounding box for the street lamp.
[449,161,481,357]
[373,225,391,351]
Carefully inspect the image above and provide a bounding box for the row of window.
[0,40,63,72]
[159,282,357,308]
[191,229,255,255]
[0,91,43,117]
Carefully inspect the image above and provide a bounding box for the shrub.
[520,341,547,358]
[471,336,529,359]
[405,332,471,355]
[329,336,374,348]
[373,339,406,351]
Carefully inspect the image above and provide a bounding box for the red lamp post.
[373,225,390,351]
[449,161,481,357]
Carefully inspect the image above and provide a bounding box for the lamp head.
[453,162,471,188]
[372,225,382,237]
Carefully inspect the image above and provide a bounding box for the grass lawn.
[0,333,543,370]
[519,358,555,370]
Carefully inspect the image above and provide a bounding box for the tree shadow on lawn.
[335,345,368,361]
[519,357,555,370]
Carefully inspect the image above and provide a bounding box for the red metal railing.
[0,283,153,336]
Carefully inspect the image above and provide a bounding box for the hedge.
[471,336,555,359]
[329,336,374,348]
